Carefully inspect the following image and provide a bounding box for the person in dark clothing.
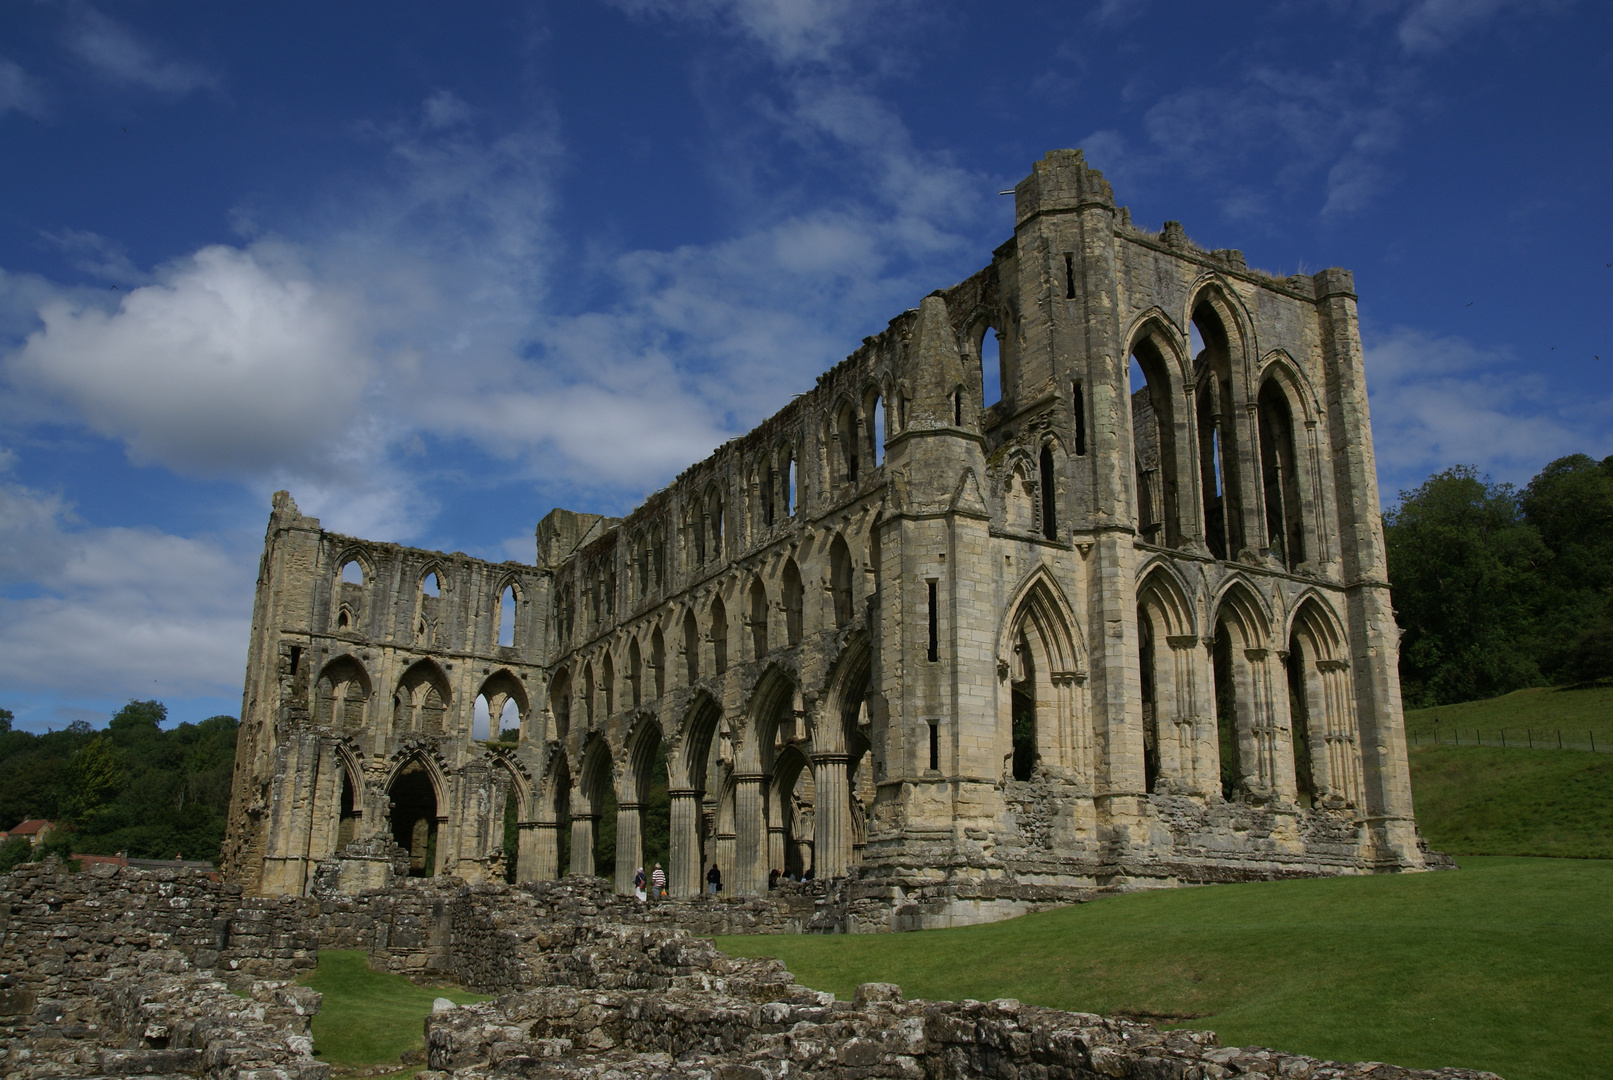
[768,868,781,890]
[706,863,722,896]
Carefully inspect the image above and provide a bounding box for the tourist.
[768,867,780,890]
[706,863,722,896]
[651,863,667,899]
[633,866,647,902]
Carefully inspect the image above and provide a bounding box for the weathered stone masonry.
[224,149,1435,925]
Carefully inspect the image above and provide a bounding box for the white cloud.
[0,478,252,700]
[40,228,145,285]
[1365,326,1606,494]
[8,242,373,476]
[66,7,219,96]
[609,0,887,65]
[0,58,48,118]
[1397,0,1573,53]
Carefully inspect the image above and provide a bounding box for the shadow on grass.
[300,950,489,1072]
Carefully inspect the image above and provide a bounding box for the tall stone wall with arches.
[224,149,1436,924]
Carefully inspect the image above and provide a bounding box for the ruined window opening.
[498,585,517,647]
[1072,382,1087,456]
[1131,341,1181,547]
[551,670,571,741]
[628,638,643,706]
[764,463,776,527]
[1011,636,1035,782]
[605,568,616,619]
[710,596,728,676]
[783,559,804,646]
[1258,380,1305,571]
[1194,304,1243,560]
[652,534,665,590]
[869,393,885,467]
[421,571,440,597]
[388,762,438,877]
[1213,624,1239,799]
[1064,253,1076,300]
[749,577,769,659]
[830,535,854,628]
[1138,610,1160,793]
[692,513,706,567]
[340,560,364,585]
[337,607,351,630]
[602,652,616,716]
[928,721,940,771]
[474,694,492,741]
[1039,446,1057,541]
[337,771,358,849]
[953,390,962,427]
[710,494,724,559]
[683,610,700,684]
[1190,319,1206,360]
[498,698,520,741]
[289,645,302,675]
[927,580,939,663]
[636,540,649,599]
[784,455,796,518]
[583,661,596,727]
[1286,641,1315,808]
[841,405,860,485]
[979,328,1002,407]
[650,627,666,697]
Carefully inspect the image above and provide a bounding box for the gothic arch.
[819,631,871,756]
[477,669,528,740]
[393,659,452,737]
[1210,577,1273,647]
[1286,593,1363,809]
[997,566,1088,781]
[315,655,371,732]
[737,664,801,773]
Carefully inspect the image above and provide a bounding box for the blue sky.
[0,0,1608,733]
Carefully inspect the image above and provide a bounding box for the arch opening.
[340,559,365,585]
[388,760,439,877]
[710,596,728,676]
[1131,334,1183,547]
[749,576,769,659]
[498,585,517,647]
[1258,379,1305,570]
[978,325,1003,407]
[1194,302,1245,560]
[830,535,854,628]
[783,559,805,646]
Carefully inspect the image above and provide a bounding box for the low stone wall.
[2,863,1504,1080]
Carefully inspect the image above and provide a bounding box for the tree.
[65,736,122,825]
[1520,454,1613,680]
[0,708,12,735]
[1384,467,1546,707]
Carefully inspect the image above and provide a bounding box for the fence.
[1407,726,1610,753]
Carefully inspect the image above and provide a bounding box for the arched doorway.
[388,759,439,877]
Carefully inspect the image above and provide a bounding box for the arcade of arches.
[227,151,1431,920]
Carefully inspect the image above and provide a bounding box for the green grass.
[1408,744,1613,859]
[719,858,1613,1080]
[300,950,489,1070]
[1405,683,1613,750]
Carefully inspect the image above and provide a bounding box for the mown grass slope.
[1404,682,1613,749]
[1409,744,1613,858]
[301,950,488,1072]
[719,858,1612,1080]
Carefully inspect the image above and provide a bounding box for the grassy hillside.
[719,858,1612,1080]
[1404,683,1613,750]
[1409,744,1613,858]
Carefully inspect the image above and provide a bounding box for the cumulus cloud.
[0,476,252,701]
[65,6,219,96]
[0,58,48,118]
[9,242,372,476]
[1365,326,1606,494]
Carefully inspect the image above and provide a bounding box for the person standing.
[706,863,722,897]
[633,866,647,902]
[651,862,667,900]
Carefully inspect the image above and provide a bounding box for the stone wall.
[3,865,1502,1080]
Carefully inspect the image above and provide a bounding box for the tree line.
[0,701,236,871]
[1385,453,1613,708]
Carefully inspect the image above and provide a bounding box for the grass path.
[300,950,489,1072]
[718,858,1613,1080]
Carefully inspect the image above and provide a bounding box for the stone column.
[532,821,562,880]
[614,802,643,895]
[515,820,540,882]
[811,753,850,878]
[767,792,787,878]
[669,789,702,898]
[569,815,596,876]
[732,773,767,895]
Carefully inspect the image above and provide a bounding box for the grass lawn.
[718,857,1613,1080]
[300,950,489,1074]
[1409,744,1613,859]
[1405,683,1613,750]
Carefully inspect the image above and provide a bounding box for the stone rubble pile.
[3,864,1504,1080]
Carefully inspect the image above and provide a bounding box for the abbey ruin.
[222,149,1433,924]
